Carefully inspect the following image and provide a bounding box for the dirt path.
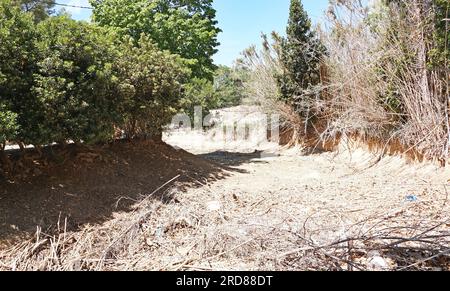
[0,132,449,270]
[152,133,450,270]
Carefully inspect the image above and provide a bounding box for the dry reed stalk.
[317,0,449,163]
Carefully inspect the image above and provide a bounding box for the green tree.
[429,0,449,71]
[33,16,122,144]
[0,104,19,146]
[114,35,190,139]
[0,103,18,168]
[279,0,324,104]
[90,0,221,80]
[213,65,248,108]
[180,77,216,121]
[12,0,55,22]
[0,0,41,145]
[0,0,195,152]
[180,65,248,123]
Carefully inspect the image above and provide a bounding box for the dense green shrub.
[0,1,39,145]
[33,16,122,144]
[0,103,19,145]
[114,35,190,138]
[0,2,192,148]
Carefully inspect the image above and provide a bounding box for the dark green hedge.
[0,2,189,148]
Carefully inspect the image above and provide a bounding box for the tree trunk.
[18,142,25,153]
[153,131,163,143]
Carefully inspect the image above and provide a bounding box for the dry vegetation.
[320,1,449,162]
[0,133,448,271]
[241,1,449,162]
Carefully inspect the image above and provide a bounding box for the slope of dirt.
[0,134,449,271]
[0,140,231,248]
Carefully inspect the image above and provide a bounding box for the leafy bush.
[0,3,192,149]
[0,103,19,145]
[114,35,190,138]
[0,0,39,145]
[32,16,122,144]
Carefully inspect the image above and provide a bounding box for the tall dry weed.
[320,0,449,161]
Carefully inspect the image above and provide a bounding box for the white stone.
[206,201,221,212]
[368,256,389,270]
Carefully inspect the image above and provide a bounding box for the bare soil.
[0,133,449,271]
[0,140,230,248]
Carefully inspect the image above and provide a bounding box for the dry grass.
[1,142,449,271]
[319,0,449,162]
[240,1,449,162]
[238,33,310,146]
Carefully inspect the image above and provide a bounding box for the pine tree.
[279,0,324,105]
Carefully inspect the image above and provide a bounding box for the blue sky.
[57,0,330,66]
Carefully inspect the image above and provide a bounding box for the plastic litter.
[405,195,418,202]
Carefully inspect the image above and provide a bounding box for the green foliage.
[372,2,410,117]
[90,0,221,80]
[279,0,324,106]
[0,3,191,146]
[114,35,190,138]
[11,0,55,22]
[383,0,449,70]
[213,65,248,108]
[0,103,19,144]
[0,0,39,144]
[429,0,449,70]
[180,77,215,120]
[33,16,121,144]
[180,65,248,121]
[374,0,448,117]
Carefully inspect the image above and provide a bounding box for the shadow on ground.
[0,141,259,246]
[198,151,271,167]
